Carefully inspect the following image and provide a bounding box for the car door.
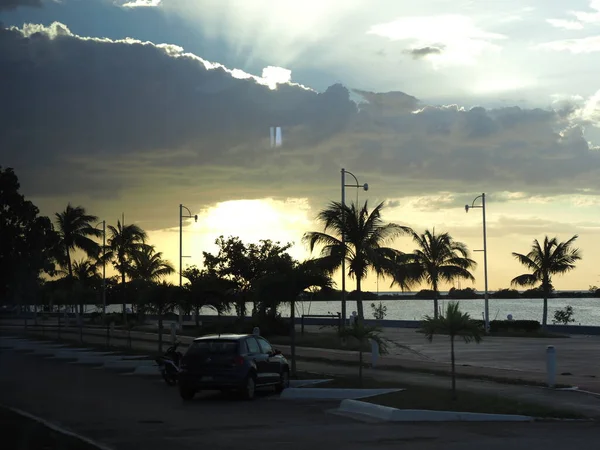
[256,337,280,383]
[245,337,269,385]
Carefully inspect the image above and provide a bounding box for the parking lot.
[2,335,600,450]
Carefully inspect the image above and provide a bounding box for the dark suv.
[178,334,290,400]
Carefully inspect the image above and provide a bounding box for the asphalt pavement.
[2,337,600,450]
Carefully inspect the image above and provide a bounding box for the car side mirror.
[273,349,282,356]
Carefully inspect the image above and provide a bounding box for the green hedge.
[474,320,541,333]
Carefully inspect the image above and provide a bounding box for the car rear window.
[187,340,238,355]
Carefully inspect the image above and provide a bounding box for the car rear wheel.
[275,369,290,394]
[179,386,196,401]
[241,375,256,400]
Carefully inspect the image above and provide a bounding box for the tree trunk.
[356,276,364,321]
[358,349,363,387]
[433,281,439,319]
[542,297,548,330]
[290,298,297,377]
[542,277,549,330]
[158,310,163,353]
[450,335,456,400]
[121,269,127,326]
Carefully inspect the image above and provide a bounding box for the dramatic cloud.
[2,21,600,232]
[0,0,42,11]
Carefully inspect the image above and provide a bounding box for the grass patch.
[296,355,573,389]
[1,407,100,450]
[269,333,370,352]
[312,375,586,419]
[415,329,570,339]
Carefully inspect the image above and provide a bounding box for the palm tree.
[303,200,412,320]
[338,322,388,387]
[142,281,179,352]
[131,244,175,283]
[254,259,333,376]
[421,302,483,399]
[106,220,147,323]
[403,229,476,319]
[183,266,235,328]
[54,204,101,316]
[511,235,581,329]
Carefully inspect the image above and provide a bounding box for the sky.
[1,0,600,292]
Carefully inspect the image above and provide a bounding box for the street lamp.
[465,193,489,333]
[179,204,198,327]
[95,220,108,346]
[341,168,369,325]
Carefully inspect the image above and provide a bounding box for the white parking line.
[3,404,115,450]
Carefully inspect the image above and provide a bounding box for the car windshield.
[187,340,238,355]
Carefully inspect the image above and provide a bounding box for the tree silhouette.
[54,204,101,316]
[511,235,581,328]
[106,220,147,323]
[131,244,175,283]
[303,200,412,320]
[402,229,476,319]
[254,258,333,376]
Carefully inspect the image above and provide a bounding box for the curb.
[338,399,534,422]
[280,388,403,400]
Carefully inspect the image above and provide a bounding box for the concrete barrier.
[338,399,534,422]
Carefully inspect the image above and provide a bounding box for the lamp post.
[465,193,489,333]
[179,204,198,328]
[95,220,107,346]
[341,168,369,325]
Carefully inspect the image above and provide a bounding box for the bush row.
[473,319,541,333]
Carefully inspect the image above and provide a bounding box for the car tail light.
[232,355,244,366]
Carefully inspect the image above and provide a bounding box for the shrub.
[491,288,521,299]
[474,319,541,333]
[416,289,437,299]
[448,287,478,299]
[553,306,575,325]
[370,302,387,320]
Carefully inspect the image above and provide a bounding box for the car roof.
[193,334,254,341]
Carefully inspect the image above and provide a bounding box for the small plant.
[370,301,387,320]
[553,305,575,325]
[421,302,483,399]
[338,322,388,387]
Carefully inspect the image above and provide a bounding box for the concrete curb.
[289,379,332,388]
[338,399,534,422]
[280,388,403,400]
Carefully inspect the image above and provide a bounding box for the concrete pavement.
[6,326,600,419]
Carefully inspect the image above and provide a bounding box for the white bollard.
[370,339,380,368]
[546,345,556,388]
[170,322,177,344]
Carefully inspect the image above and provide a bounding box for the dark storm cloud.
[407,46,444,59]
[0,0,42,10]
[1,22,600,230]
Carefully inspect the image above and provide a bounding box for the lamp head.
[363,183,369,191]
[465,205,470,213]
[194,215,198,222]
